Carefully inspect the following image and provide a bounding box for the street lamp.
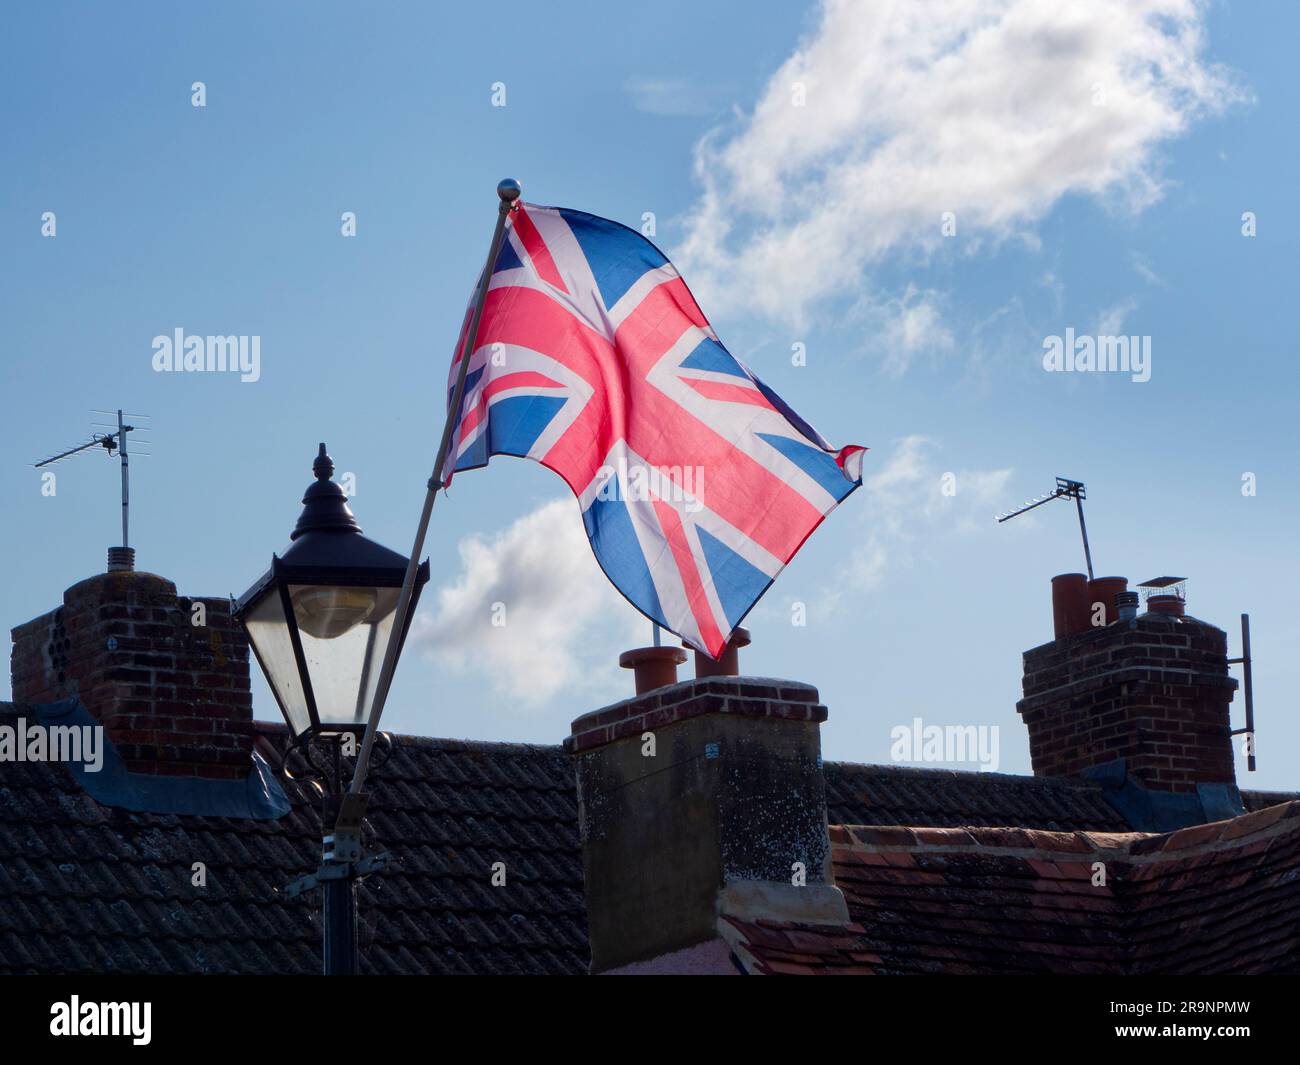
[234,443,429,974]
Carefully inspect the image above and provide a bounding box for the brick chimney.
[568,667,848,974]
[1016,576,1240,827]
[10,568,254,779]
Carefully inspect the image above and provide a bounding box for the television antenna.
[995,476,1094,580]
[33,409,152,561]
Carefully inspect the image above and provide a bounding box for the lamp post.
[234,443,429,974]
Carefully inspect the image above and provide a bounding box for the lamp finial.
[292,442,360,539]
[313,443,334,482]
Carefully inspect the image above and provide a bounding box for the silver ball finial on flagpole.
[497,178,522,203]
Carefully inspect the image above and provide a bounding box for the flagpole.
[341,178,521,813]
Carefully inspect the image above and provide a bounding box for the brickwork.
[10,570,253,778]
[1016,613,1237,793]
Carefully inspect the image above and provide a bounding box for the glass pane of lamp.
[290,585,402,727]
[243,591,312,736]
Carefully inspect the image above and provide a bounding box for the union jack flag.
[442,202,866,658]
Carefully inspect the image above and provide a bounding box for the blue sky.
[2,1,1296,789]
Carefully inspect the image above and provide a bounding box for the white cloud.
[882,285,954,375]
[1095,296,1139,335]
[411,499,641,707]
[1040,271,1065,315]
[624,76,732,117]
[849,283,955,374]
[837,435,1012,598]
[677,0,1245,329]
[1130,251,1166,287]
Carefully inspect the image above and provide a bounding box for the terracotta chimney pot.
[618,645,688,694]
[684,626,752,678]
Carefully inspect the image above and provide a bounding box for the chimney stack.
[1018,574,1240,827]
[569,672,847,973]
[10,569,254,779]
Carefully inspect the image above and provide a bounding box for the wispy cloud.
[1130,251,1166,287]
[856,284,955,376]
[820,435,1012,612]
[1040,271,1065,315]
[1095,296,1139,336]
[624,76,733,117]
[411,499,640,707]
[677,0,1246,332]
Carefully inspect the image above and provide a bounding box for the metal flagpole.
[339,178,521,821]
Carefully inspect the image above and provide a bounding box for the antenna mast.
[34,409,152,570]
[995,476,1094,579]
[118,409,130,548]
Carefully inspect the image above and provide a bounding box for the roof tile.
[6,703,1298,975]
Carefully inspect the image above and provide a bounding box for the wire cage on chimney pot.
[1136,576,1188,616]
[233,444,430,745]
